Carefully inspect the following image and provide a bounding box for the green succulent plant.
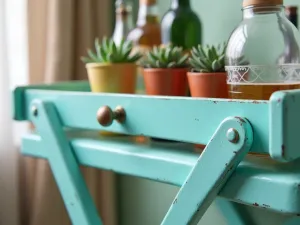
[141,45,189,69]
[189,43,227,73]
[81,37,142,64]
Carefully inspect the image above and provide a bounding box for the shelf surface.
[14,81,300,162]
[22,130,300,216]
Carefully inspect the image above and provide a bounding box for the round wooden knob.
[96,105,126,127]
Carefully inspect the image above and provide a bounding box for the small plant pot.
[187,72,228,98]
[86,63,137,136]
[143,68,188,96]
[86,63,137,94]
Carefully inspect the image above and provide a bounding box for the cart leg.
[161,117,253,225]
[30,100,102,225]
[216,199,255,225]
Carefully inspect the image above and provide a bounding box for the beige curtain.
[22,0,117,225]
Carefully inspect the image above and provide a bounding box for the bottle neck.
[115,10,133,27]
[171,0,191,9]
[113,3,134,44]
[137,1,159,26]
[243,5,284,19]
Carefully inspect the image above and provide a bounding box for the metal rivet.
[227,128,239,143]
[31,106,38,117]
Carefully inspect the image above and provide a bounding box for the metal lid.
[243,0,283,8]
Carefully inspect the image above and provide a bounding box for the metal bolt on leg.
[31,106,38,117]
[226,128,239,143]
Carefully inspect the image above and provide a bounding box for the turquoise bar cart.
[13,81,300,225]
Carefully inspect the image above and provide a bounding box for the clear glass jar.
[225,1,300,100]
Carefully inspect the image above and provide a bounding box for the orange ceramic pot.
[143,68,188,96]
[187,72,228,98]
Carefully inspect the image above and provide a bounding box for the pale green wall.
[119,1,300,224]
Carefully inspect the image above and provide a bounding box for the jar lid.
[243,0,283,8]
[140,0,156,6]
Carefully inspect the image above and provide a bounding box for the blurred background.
[0,0,299,225]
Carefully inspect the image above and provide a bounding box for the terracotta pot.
[187,72,228,98]
[143,68,188,96]
[86,63,137,94]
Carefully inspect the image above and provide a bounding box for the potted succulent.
[188,43,228,98]
[81,37,142,94]
[141,45,189,96]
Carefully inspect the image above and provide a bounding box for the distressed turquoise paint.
[30,100,102,225]
[21,130,300,215]
[283,217,300,225]
[14,86,269,154]
[13,81,300,224]
[13,81,90,120]
[130,0,300,223]
[216,199,256,225]
[14,82,300,162]
[162,117,253,224]
[270,90,300,162]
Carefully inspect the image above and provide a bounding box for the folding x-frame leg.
[162,117,253,225]
[30,100,102,225]
[30,99,253,225]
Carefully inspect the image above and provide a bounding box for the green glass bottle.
[161,0,202,50]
